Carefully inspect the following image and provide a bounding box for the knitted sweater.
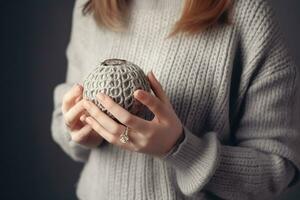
[51,0,300,199]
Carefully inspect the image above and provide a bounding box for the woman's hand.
[62,84,104,148]
[82,70,184,158]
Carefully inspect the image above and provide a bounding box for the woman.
[51,0,300,199]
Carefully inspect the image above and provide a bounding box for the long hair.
[82,0,233,38]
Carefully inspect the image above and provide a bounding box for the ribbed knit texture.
[51,0,300,199]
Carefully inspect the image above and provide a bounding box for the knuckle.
[89,120,98,129]
[162,118,172,126]
[84,101,92,110]
[132,145,142,152]
[153,102,160,111]
[108,136,118,144]
[149,100,158,110]
[113,126,123,135]
[143,97,151,105]
[73,132,88,143]
[105,101,114,110]
[145,131,154,140]
[123,115,134,125]
[88,106,98,117]
[71,134,81,143]
[76,105,85,115]
[93,111,102,120]
[94,124,103,134]
[168,118,179,128]
[139,140,148,149]
[76,100,84,108]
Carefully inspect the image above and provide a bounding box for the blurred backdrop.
[1,0,300,199]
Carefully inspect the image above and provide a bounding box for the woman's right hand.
[62,83,104,148]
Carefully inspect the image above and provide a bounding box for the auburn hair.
[82,0,233,38]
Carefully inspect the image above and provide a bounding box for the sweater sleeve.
[50,0,91,163]
[160,1,300,199]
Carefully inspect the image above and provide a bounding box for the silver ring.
[119,126,130,144]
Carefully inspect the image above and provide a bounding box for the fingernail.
[85,117,91,123]
[150,70,157,81]
[80,115,86,122]
[137,90,146,99]
[133,90,138,98]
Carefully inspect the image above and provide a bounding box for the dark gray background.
[1,0,299,199]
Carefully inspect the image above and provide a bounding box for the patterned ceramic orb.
[83,58,151,123]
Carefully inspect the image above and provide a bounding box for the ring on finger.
[119,126,130,144]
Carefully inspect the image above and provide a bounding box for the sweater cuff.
[62,120,91,156]
[160,125,221,197]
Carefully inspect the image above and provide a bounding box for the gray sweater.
[51,0,300,199]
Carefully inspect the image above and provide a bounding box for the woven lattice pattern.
[83,59,151,122]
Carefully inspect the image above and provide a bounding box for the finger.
[62,83,83,114]
[85,116,119,144]
[96,93,151,132]
[82,99,125,135]
[71,124,93,143]
[80,113,87,122]
[133,89,168,120]
[64,100,85,129]
[147,70,170,104]
[85,116,143,151]
[75,93,82,103]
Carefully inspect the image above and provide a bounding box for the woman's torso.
[75,0,247,199]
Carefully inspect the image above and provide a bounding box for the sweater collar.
[131,0,184,11]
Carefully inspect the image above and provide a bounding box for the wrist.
[160,126,186,158]
[174,127,185,149]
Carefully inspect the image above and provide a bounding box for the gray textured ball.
[83,58,151,123]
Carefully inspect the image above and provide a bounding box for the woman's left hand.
[82,70,184,158]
